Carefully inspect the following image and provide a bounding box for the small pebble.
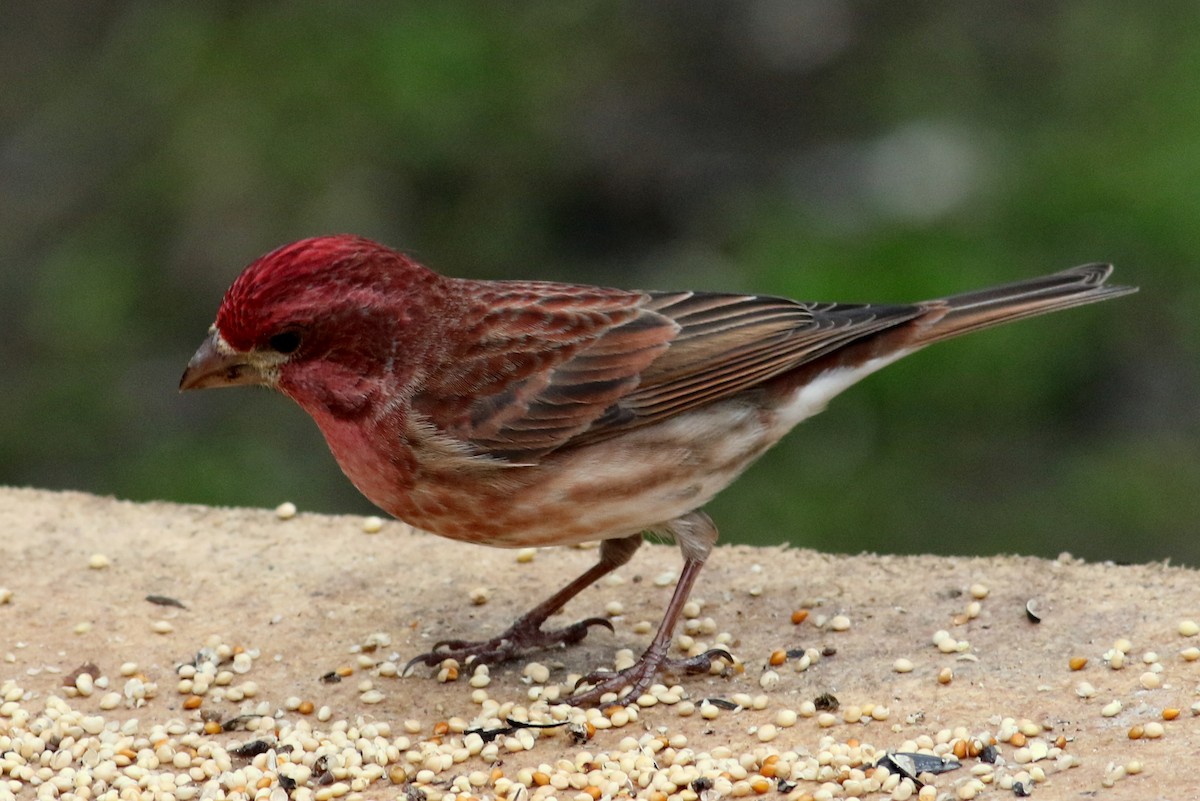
[274,501,297,519]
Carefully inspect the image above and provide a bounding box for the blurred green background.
[2,2,1196,564]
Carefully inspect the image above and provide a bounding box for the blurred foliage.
[2,1,1196,564]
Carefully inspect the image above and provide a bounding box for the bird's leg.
[569,511,732,706]
[405,533,642,671]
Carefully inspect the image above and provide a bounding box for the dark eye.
[268,330,302,355]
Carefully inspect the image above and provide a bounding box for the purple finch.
[181,235,1134,704]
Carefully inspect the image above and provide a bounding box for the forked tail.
[913,263,1137,346]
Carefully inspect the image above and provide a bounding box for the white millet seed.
[1101,700,1122,717]
[88,553,111,569]
[894,658,914,673]
[362,516,384,533]
[830,615,851,632]
[522,661,551,684]
[151,620,174,634]
[275,501,297,519]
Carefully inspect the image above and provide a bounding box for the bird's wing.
[411,282,677,459]
[585,291,923,437]
[412,281,922,460]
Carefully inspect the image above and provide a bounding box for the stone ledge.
[1,486,1196,799]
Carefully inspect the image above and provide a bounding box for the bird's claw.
[559,616,614,645]
[569,647,735,706]
[404,616,616,674]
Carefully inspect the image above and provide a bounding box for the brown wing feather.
[411,282,679,458]
[413,280,924,461]
[576,292,924,440]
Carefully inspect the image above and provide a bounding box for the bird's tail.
[912,263,1137,346]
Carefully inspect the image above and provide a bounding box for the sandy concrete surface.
[1,486,1197,800]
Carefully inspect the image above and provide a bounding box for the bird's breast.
[376,400,789,549]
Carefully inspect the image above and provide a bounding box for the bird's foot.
[568,647,733,707]
[404,616,614,672]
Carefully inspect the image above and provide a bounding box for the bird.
[180,234,1135,704]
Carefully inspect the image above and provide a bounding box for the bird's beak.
[179,328,265,391]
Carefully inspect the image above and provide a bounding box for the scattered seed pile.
[1,487,1198,800]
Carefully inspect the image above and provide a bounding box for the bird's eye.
[268,330,302,355]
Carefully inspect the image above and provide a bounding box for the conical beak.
[179,328,264,391]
